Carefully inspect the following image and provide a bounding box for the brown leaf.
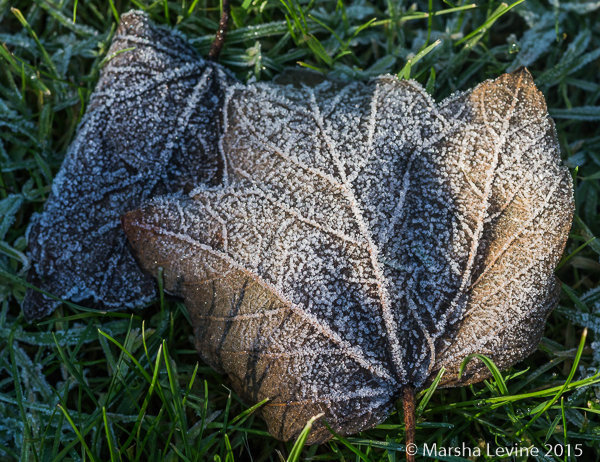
[23,11,234,320]
[123,68,573,443]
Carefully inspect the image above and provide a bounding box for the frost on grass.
[123,68,574,443]
[23,11,234,320]
[571,288,600,365]
[506,12,560,73]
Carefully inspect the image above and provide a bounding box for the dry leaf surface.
[24,11,234,320]
[123,69,573,443]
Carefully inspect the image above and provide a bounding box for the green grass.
[1,0,600,460]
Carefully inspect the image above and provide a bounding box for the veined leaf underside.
[124,68,572,443]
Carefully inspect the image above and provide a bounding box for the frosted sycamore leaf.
[23,11,234,320]
[123,68,574,443]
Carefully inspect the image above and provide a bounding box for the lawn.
[1,0,600,460]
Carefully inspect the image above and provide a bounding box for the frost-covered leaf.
[583,286,600,309]
[123,68,573,443]
[0,32,38,53]
[561,0,600,14]
[0,100,37,143]
[188,20,292,53]
[0,320,131,347]
[0,195,23,241]
[32,0,98,37]
[550,105,600,121]
[23,11,235,320]
[12,343,53,402]
[562,309,600,333]
[329,55,397,81]
[0,242,28,272]
[572,288,600,367]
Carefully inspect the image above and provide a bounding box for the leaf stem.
[402,385,416,462]
[208,0,230,61]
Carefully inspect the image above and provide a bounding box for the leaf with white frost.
[123,68,573,443]
[23,11,234,320]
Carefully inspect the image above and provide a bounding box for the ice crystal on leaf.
[23,11,234,320]
[123,67,573,444]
